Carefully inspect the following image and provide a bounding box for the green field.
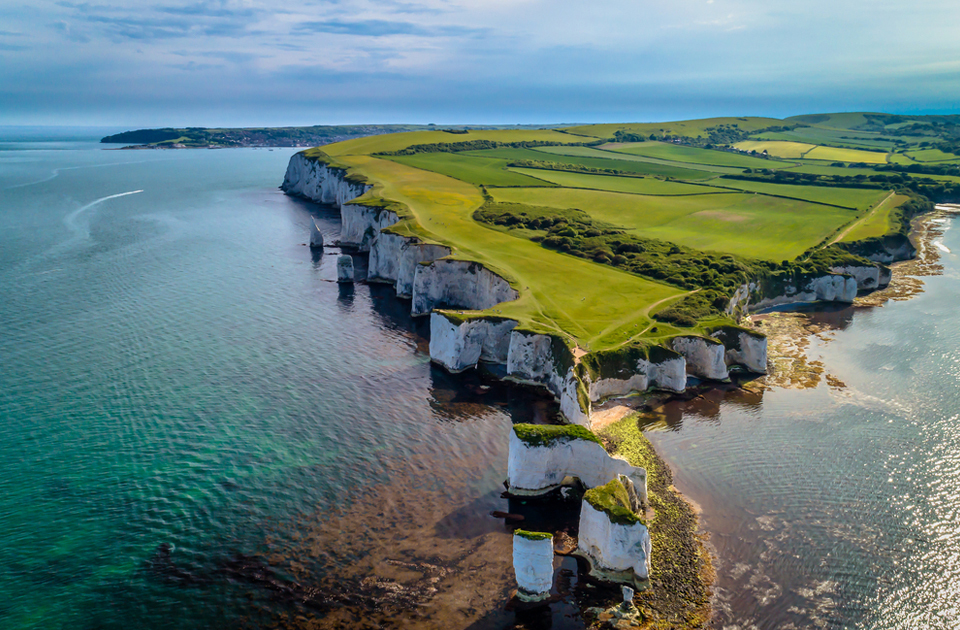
[839,193,909,242]
[715,179,887,209]
[804,145,889,163]
[506,169,717,194]
[734,140,816,158]
[490,186,855,260]
[904,148,960,163]
[565,117,784,140]
[463,147,713,180]
[755,127,898,150]
[386,152,552,187]
[530,145,745,174]
[604,141,787,169]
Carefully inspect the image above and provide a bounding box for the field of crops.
[715,179,887,209]
[387,152,552,187]
[734,140,816,159]
[505,169,715,194]
[803,145,889,163]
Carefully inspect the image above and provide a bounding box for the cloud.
[291,19,485,38]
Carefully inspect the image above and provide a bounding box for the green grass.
[506,169,717,194]
[754,127,898,150]
[839,193,910,242]
[463,147,712,180]
[385,152,551,187]
[490,186,855,261]
[583,479,642,525]
[513,423,602,447]
[604,141,786,169]
[715,179,888,209]
[905,148,960,163]
[734,140,816,158]
[564,117,785,140]
[335,154,687,351]
[322,128,585,157]
[804,145,889,163]
[530,144,744,175]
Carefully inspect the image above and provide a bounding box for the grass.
[564,117,785,140]
[321,129,585,157]
[490,186,856,261]
[604,141,785,169]
[513,423,602,447]
[514,530,553,541]
[905,148,960,163]
[804,145,889,163]
[464,147,713,180]
[754,127,898,150]
[715,178,888,209]
[733,140,816,158]
[839,193,910,242]
[385,152,551,187]
[334,154,687,351]
[583,479,642,526]
[532,145,747,175]
[506,169,716,194]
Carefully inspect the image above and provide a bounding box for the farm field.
[505,169,717,194]
[755,127,898,150]
[803,145,889,163]
[734,140,816,158]
[715,179,887,209]
[321,128,585,157]
[464,147,713,180]
[530,145,745,174]
[489,186,855,260]
[332,154,689,349]
[386,152,552,187]
[604,141,788,169]
[904,148,960,163]
[839,193,910,242]
[565,117,784,140]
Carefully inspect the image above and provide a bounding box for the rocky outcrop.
[831,264,887,291]
[579,346,687,403]
[396,243,452,298]
[429,313,517,372]
[282,154,370,207]
[337,255,354,283]
[577,499,652,584]
[507,330,590,426]
[309,220,324,248]
[710,327,767,374]
[670,336,729,381]
[728,273,859,314]
[411,260,519,316]
[506,425,647,504]
[512,531,554,600]
[340,204,399,251]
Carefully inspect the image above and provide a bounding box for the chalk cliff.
[512,532,554,600]
[577,480,652,584]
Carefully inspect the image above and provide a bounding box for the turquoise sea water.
[3,137,960,630]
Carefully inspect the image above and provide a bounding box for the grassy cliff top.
[296,114,950,351]
[513,423,603,448]
[583,479,643,526]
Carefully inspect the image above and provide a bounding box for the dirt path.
[828,190,895,245]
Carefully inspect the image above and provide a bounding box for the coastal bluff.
[282,151,887,429]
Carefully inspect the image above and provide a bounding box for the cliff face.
[577,502,652,583]
[728,273,859,315]
[282,152,774,428]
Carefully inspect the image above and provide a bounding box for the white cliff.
[670,336,729,381]
[831,264,886,290]
[729,273,859,314]
[429,313,518,372]
[282,154,370,207]
[512,532,554,600]
[711,327,767,374]
[412,259,519,316]
[581,348,687,403]
[506,426,647,504]
[337,255,354,283]
[577,498,652,583]
[340,204,399,251]
[506,330,590,426]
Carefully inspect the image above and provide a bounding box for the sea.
[1,132,958,630]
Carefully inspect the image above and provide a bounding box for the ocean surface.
[1,136,958,629]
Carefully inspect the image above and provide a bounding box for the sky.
[2,0,960,127]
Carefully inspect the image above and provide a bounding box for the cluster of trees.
[507,158,641,178]
[612,130,647,143]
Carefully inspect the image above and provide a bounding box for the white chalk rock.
[711,328,767,374]
[309,220,324,248]
[337,255,354,283]
[396,243,452,297]
[411,259,518,316]
[367,231,408,283]
[340,204,399,251]
[506,426,647,504]
[281,155,370,207]
[513,531,554,600]
[429,313,518,372]
[671,336,729,381]
[582,348,687,404]
[506,330,591,426]
[578,501,651,582]
[831,265,881,291]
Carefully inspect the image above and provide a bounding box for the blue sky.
[2,0,960,126]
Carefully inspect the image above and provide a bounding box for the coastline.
[279,149,951,628]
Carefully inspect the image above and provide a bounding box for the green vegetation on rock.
[583,479,643,526]
[512,423,603,448]
[514,530,553,541]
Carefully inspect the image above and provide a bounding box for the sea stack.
[309,220,324,248]
[512,530,554,601]
[337,255,354,283]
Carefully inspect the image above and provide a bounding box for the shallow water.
[645,219,960,629]
[0,140,575,629]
